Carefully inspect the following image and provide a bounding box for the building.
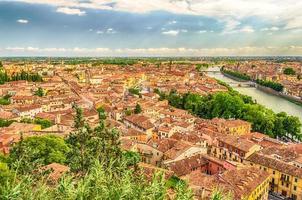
[247,146,302,200]
[210,135,261,163]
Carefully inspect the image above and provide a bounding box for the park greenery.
[0,119,14,128]
[0,71,43,84]
[134,103,142,114]
[129,87,141,96]
[20,118,53,129]
[283,67,296,75]
[34,87,45,97]
[195,63,209,71]
[256,79,284,92]
[0,94,11,105]
[155,88,301,141]
[221,68,251,81]
[0,105,194,199]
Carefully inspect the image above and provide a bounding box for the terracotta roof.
[167,154,208,176]
[247,153,302,178]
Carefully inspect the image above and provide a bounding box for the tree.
[283,67,296,75]
[0,162,13,186]
[34,87,44,97]
[134,103,142,114]
[122,151,141,166]
[66,105,94,172]
[8,135,70,174]
[66,104,123,172]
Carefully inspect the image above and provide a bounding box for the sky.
[0,0,302,57]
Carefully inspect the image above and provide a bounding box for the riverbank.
[256,85,302,106]
[220,69,302,106]
[221,70,251,82]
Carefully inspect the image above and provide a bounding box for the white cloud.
[6,0,302,30]
[198,30,207,33]
[96,30,104,34]
[106,28,116,34]
[17,19,29,24]
[162,30,179,36]
[180,29,188,33]
[261,26,280,31]
[168,20,177,25]
[3,46,302,56]
[56,7,86,16]
[239,26,255,33]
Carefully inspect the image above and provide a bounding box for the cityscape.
[0,1,302,200]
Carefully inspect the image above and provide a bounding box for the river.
[206,67,302,122]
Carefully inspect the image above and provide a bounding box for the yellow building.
[247,148,302,200]
[185,167,270,200]
[211,118,252,136]
[210,135,261,163]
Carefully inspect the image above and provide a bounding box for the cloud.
[7,0,301,29]
[17,19,29,24]
[261,26,280,31]
[2,46,302,56]
[162,30,179,36]
[106,28,116,34]
[56,7,86,16]
[168,20,177,25]
[239,26,255,33]
[198,30,207,33]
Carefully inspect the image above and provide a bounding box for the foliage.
[211,188,233,200]
[34,87,45,97]
[129,87,141,96]
[134,103,142,114]
[122,151,141,166]
[0,71,43,84]
[0,160,192,200]
[0,119,14,127]
[195,63,209,71]
[158,89,301,140]
[283,67,296,75]
[221,69,251,81]
[0,162,14,186]
[8,135,70,174]
[0,94,11,105]
[20,118,53,129]
[66,104,122,172]
[0,103,193,200]
[256,79,284,92]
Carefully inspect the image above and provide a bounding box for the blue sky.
[0,0,302,56]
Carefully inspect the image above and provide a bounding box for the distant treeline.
[0,71,43,84]
[221,68,251,81]
[256,79,284,92]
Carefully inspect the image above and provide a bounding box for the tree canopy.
[283,67,296,75]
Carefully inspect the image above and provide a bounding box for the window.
[294,186,297,191]
[273,171,275,175]
[294,178,298,182]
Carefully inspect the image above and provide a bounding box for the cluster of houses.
[0,62,302,199]
[224,61,302,99]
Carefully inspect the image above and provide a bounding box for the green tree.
[8,135,70,174]
[0,162,13,186]
[283,67,296,75]
[34,87,44,97]
[122,151,141,166]
[66,105,94,172]
[134,103,142,114]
